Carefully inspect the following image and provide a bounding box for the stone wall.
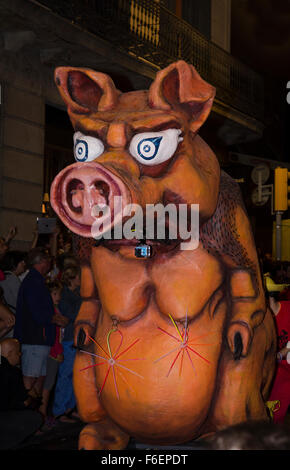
[0,84,43,249]
[0,52,62,251]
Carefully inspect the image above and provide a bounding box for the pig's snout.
[50,162,131,237]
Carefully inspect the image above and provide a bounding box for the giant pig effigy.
[50,61,276,450]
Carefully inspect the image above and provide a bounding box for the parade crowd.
[0,225,82,448]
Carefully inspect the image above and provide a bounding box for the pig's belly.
[92,300,226,444]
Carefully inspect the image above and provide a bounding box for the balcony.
[36,0,264,123]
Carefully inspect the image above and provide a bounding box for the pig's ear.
[54,67,119,114]
[149,61,215,134]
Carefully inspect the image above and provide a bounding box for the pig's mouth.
[96,220,184,254]
[101,238,181,257]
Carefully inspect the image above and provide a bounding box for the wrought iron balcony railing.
[37,0,264,121]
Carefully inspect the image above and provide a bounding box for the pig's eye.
[129,129,183,166]
[73,132,104,162]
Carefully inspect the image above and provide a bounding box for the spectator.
[31,223,63,282]
[0,250,27,315]
[52,265,81,422]
[267,290,290,423]
[56,253,79,281]
[39,280,68,425]
[57,230,73,256]
[14,248,56,400]
[0,338,43,449]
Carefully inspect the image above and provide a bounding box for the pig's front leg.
[226,268,267,360]
[73,264,104,424]
[205,204,276,430]
[222,204,273,361]
[74,264,100,347]
[74,299,100,347]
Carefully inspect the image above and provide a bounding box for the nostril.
[68,179,84,192]
[71,184,84,194]
[67,178,84,214]
[94,181,110,201]
[66,178,111,217]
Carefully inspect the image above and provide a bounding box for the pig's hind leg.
[74,349,130,450]
[78,417,130,450]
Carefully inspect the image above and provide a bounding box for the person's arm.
[30,226,39,249]
[52,312,69,327]
[277,346,290,361]
[49,225,60,258]
[4,226,17,246]
[0,320,12,339]
[0,301,15,338]
[0,301,15,325]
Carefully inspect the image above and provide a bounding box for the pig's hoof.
[77,328,86,349]
[233,331,243,361]
[78,419,130,450]
[227,321,252,360]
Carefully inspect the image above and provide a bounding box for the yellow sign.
[274,167,290,211]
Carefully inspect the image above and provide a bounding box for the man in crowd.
[14,248,56,399]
